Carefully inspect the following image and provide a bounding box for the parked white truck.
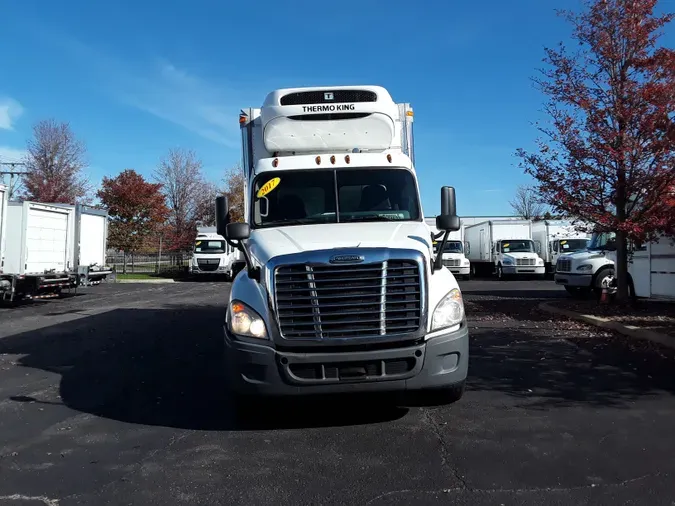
[213,85,468,405]
[425,219,470,279]
[52,203,113,285]
[555,231,675,299]
[1,200,78,301]
[191,226,245,279]
[531,220,591,275]
[465,219,545,279]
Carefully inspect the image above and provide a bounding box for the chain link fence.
[105,236,191,276]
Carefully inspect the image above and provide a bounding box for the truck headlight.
[462,258,470,265]
[228,300,268,339]
[502,257,514,265]
[431,288,465,331]
[537,258,544,265]
[577,264,593,271]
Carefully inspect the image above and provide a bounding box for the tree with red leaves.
[22,119,92,204]
[518,0,675,301]
[97,169,169,253]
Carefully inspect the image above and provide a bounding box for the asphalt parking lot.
[1,279,674,505]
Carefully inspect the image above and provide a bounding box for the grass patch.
[116,273,159,280]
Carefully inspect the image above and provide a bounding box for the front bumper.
[191,267,228,275]
[224,324,469,396]
[448,266,470,276]
[554,272,592,287]
[502,265,545,275]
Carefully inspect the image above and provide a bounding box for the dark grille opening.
[280,90,377,106]
[287,113,371,121]
[289,357,416,381]
[275,260,422,339]
[197,258,220,272]
[516,258,536,266]
[442,259,461,267]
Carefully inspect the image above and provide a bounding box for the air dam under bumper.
[502,265,545,275]
[224,325,469,396]
[555,272,593,287]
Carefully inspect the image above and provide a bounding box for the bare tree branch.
[509,185,547,220]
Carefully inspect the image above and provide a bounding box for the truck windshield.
[251,168,420,228]
[559,238,589,252]
[194,240,226,254]
[588,232,616,251]
[501,240,535,253]
[438,241,463,254]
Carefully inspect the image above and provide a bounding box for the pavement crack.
[364,472,662,504]
[420,408,471,491]
[0,494,60,506]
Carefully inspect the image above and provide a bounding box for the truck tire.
[593,266,615,297]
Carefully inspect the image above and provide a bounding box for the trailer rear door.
[25,207,69,274]
[80,213,106,266]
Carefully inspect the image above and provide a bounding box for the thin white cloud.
[42,33,256,148]
[0,98,24,130]
[0,145,27,162]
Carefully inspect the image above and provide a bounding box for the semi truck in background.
[191,226,245,279]
[52,203,113,285]
[554,231,675,299]
[464,219,545,279]
[531,220,591,276]
[214,85,469,406]
[1,199,78,302]
[425,218,470,279]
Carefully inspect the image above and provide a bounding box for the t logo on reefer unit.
[324,92,334,101]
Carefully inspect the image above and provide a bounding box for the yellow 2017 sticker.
[503,243,510,248]
[257,177,281,198]
[195,241,202,245]
[560,240,568,245]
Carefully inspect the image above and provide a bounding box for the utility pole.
[0,162,28,199]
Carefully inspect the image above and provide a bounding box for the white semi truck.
[464,219,545,279]
[1,199,78,301]
[52,203,113,285]
[531,219,591,275]
[555,231,675,299]
[214,85,468,405]
[190,226,245,279]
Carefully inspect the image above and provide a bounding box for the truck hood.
[248,222,432,265]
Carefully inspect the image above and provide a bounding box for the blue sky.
[1,0,673,217]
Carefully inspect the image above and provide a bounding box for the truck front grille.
[280,90,377,106]
[442,259,461,267]
[557,258,571,272]
[274,260,422,339]
[516,258,536,266]
[197,258,220,272]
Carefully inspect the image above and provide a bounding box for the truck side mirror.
[215,195,230,238]
[535,241,541,254]
[226,223,251,241]
[435,186,461,232]
[465,241,470,254]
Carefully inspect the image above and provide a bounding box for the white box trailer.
[465,219,545,279]
[531,220,591,275]
[0,185,7,277]
[1,201,78,301]
[50,203,112,285]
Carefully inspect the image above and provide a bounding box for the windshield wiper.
[259,218,318,227]
[342,215,402,223]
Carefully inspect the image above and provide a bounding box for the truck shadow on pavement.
[0,305,408,431]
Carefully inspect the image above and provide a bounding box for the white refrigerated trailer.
[1,200,78,301]
[465,219,545,279]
